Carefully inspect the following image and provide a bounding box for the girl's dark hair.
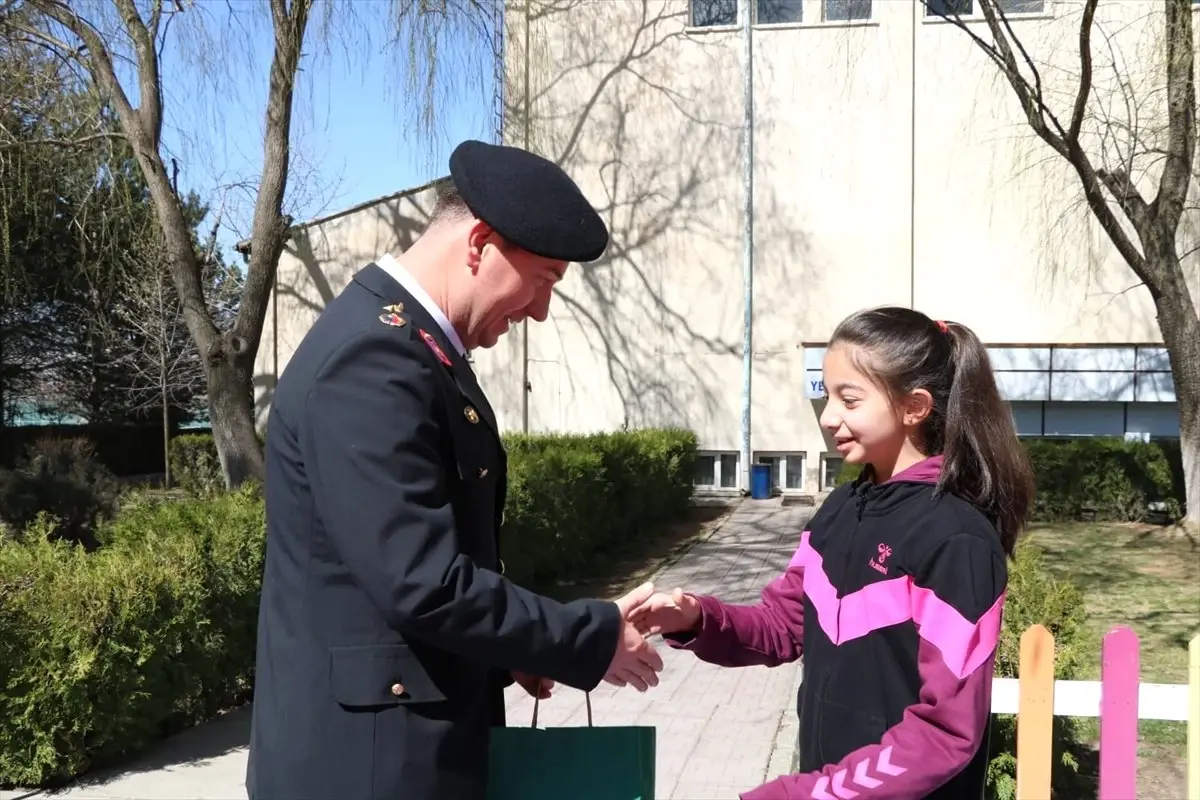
[830,306,1035,556]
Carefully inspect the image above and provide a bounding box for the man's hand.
[512,670,554,699]
[601,582,665,692]
[626,588,701,636]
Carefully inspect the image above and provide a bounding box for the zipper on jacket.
[836,481,870,634]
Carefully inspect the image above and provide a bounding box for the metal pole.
[521,0,532,432]
[740,0,754,493]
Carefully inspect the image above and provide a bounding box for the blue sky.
[146,1,499,261]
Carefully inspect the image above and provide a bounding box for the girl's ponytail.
[939,322,1035,555]
[829,307,1036,556]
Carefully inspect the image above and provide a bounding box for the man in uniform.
[246,140,664,800]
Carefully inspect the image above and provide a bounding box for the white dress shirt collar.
[374,253,467,358]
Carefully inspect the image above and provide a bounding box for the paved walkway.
[2,499,809,800]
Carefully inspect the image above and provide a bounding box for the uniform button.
[390,682,405,697]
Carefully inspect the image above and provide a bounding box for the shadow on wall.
[254,185,439,423]
[493,0,817,439]
[257,0,820,439]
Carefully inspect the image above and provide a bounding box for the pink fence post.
[1099,625,1140,800]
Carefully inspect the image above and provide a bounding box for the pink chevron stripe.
[830,769,859,798]
[789,531,1001,680]
[852,758,882,789]
[786,533,809,569]
[811,776,836,800]
[875,746,907,776]
[790,532,909,644]
[911,587,1005,679]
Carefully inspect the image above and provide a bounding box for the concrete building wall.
[258,0,1196,494]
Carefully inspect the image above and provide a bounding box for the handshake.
[604,582,700,692]
[512,582,700,699]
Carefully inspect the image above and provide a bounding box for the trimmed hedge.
[0,428,697,788]
[834,437,1184,523]
[501,429,696,586]
[0,485,266,787]
[1023,437,1183,522]
[167,433,227,497]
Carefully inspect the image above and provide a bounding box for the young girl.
[630,306,1035,800]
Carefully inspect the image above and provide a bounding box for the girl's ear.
[902,389,934,428]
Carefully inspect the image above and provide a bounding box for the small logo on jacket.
[869,543,892,575]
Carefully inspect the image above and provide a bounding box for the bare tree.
[110,249,205,488]
[0,0,314,486]
[1,0,501,488]
[928,0,1200,530]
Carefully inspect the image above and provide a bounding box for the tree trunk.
[161,372,171,489]
[1146,249,1200,531]
[1179,401,1199,531]
[206,352,263,490]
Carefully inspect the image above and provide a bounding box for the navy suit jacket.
[247,263,620,800]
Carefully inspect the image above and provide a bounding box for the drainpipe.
[909,0,917,308]
[740,0,755,492]
[521,0,532,432]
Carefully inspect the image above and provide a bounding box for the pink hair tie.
[935,320,949,334]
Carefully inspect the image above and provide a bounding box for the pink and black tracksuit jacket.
[666,455,1006,800]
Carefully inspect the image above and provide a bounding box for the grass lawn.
[1025,521,1200,798]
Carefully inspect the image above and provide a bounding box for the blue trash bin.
[749,463,772,499]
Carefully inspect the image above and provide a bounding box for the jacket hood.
[848,455,943,517]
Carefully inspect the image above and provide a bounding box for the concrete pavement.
[3,498,809,800]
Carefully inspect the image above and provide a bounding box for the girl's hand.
[626,588,702,636]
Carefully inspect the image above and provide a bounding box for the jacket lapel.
[352,263,500,440]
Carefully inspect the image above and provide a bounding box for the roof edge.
[234,176,447,255]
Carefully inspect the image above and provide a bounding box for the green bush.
[0,437,120,548]
[0,484,265,788]
[1024,437,1182,522]
[0,428,696,788]
[167,433,225,497]
[498,428,696,585]
[830,437,1184,522]
[985,544,1093,800]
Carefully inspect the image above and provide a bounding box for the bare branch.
[1067,0,1099,144]
[1150,0,1195,230]
[0,131,124,151]
[234,0,312,353]
[1096,166,1152,231]
[111,0,164,143]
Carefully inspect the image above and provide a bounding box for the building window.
[925,0,972,14]
[694,451,740,489]
[825,0,871,21]
[1000,0,1046,11]
[820,454,844,491]
[925,0,1044,16]
[989,345,1175,404]
[754,452,806,492]
[1009,401,1045,437]
[758,0,803,24]
[1005,400,1180,440]
[691,0,737,26]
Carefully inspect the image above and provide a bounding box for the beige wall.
[259,0,1198,493]
[254,182,443,427]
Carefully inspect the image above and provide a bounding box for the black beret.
[448,140,609,264]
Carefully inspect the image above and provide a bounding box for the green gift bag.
[487,692,656,800]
